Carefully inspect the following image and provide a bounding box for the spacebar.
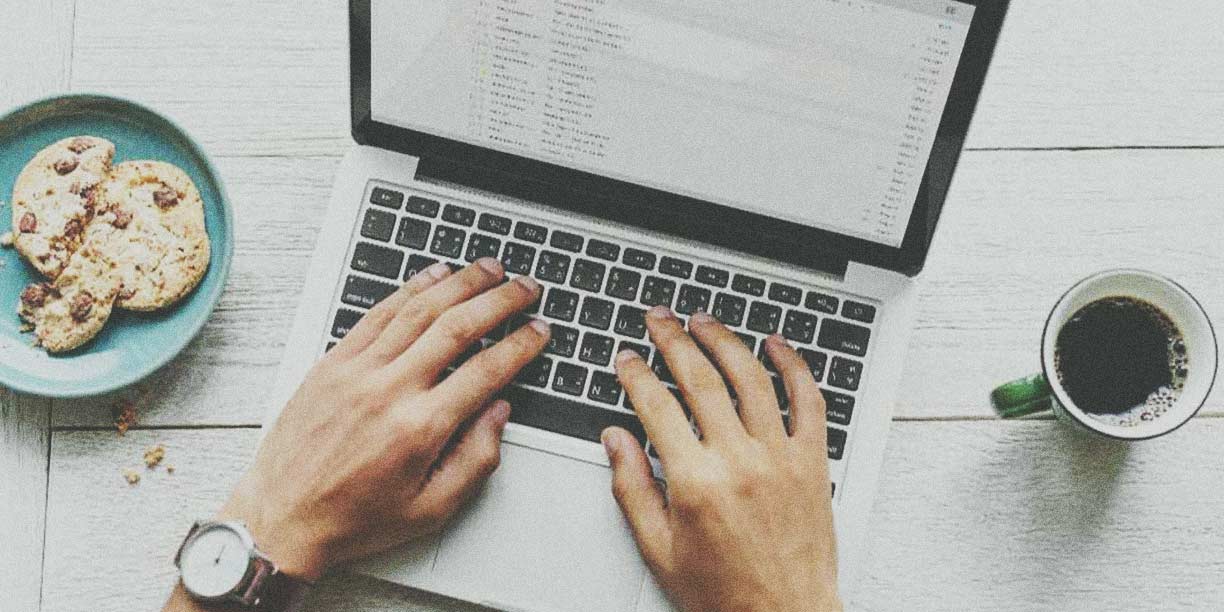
[501,386,647,447]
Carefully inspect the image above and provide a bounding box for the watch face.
[180,524,251,598]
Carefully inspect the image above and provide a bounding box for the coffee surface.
[1054,296,1186,424]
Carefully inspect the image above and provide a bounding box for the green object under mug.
[990,269,1217,441]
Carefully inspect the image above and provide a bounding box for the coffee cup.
[991,269,1217,440]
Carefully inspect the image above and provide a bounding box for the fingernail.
[427,262,451,280]
[514,275,541,293]
[690,311,714,325]
[601,428,622,457]
[528,318,551,335]
[646,305,673,320]
[770,333,790,346]
[478,257,503,274]
[615,349,642,364]
[490,400,511,425]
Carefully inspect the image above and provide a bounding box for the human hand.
[603,307,841,612]
[217,258,547,580]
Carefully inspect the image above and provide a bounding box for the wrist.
[217,488,331,582]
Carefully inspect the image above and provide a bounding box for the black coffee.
[1054,296,1187,426]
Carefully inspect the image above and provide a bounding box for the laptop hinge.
[414,157,851,279]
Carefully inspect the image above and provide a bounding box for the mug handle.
[990,373,1055,418]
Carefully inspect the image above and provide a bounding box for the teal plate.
[0,94,233,397]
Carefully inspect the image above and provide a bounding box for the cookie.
[11,136,115,278]
[18,240,121,353]
[92,160,211,311]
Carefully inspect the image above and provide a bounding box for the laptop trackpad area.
[431,441,649,612]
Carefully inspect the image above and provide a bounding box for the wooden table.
[3,2,1223,610]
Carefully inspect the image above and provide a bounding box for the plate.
[0,94,233,397]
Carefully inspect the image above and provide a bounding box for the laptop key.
[404,254,438,280]
[828,356,863,391]
[640,276,676,308]
[515,356,553,388]
[501,385,646,446]
[501,242,537,275]
[798,348,828,380]
[675,284,711,315]
[822,390,855,425]
[772,376,789,408]
[805,292,839,314]
[477,212,512,235]
[747,302,783,334]
[588,370,623,405]
[360,208,396,242]
[651,353,675,384]
[605,267,642,300]
[331,308,362,338]
[827,427,847,460]
[695,265,729,288]
[769,283,803,306]
[550,230,584,252]
[712,293,747,327]
[545,324,580,358]
[659,256,693,279]
[578,296,615,330]
[614,305,647,339]
[514,222,548,244]
[759,345,778,374]
[782,310,819,344]
[351,242,403,279]
[543,288,579,322]
[586,239,620,262]
[731,274,766,297]
[395,218,431,250]
[535,251,572,284]
[618,340,651,361]
[817,320,871,357]
[405,195,440,217]
[842,300,877,323]
[442,204,476,226]
[370,187,404,209]
[464,234,501,262]
[325,341,336,352]
[579,333,616,366]
[552,362,589,396]
[570,259,607,293]
[429,226,466,259]
[622,248,656,270]
[341,275,396,309]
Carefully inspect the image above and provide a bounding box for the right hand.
[603,307,841,612]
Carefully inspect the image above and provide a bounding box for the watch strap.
[242,555,311,612]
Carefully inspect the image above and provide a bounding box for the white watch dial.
[180,525,252,598]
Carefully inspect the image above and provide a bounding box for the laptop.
[268,1,1008,610]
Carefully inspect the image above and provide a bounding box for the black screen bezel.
[349,0,1008,276]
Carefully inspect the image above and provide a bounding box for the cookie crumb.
[143,443,166,468]
[122,469,141,485]
[0,231,12,247]
[113,400,138,436]
[165,464,176,475]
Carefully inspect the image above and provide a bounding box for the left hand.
[217,258,548,580]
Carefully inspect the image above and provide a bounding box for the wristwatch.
[174,520,312,610]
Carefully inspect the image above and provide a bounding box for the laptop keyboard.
[326,183,878,494]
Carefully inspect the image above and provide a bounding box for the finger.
[405,400,511,531]
[334,262,452,358]
[688,312,785,441]
[645,307,741,443]
[425,318,551,432]
[602,427,671,571]
[393,275,542,381]
[764,335,828,441]
[615,349,700,460]
[365,258,505,363]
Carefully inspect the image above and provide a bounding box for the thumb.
[602,427,671,572]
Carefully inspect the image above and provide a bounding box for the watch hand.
[215,544,227,565]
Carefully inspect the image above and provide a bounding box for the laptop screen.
[370,0,975,248]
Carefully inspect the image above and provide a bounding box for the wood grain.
[42,422,1224,612]
[1,2,76,610]
[66,1,1224,156]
